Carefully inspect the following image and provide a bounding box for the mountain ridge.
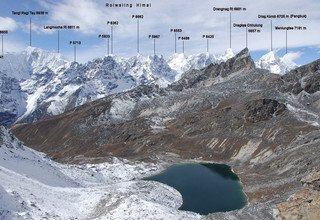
[0,47,299,125]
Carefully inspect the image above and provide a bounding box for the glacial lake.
[144,163,247,215]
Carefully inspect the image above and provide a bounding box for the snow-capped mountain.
[1,48,178,124]
[2,47,219,124]
[18,53,180,122]
[255,51,298,75]
[168,48,235,81]
[125,54,176,87]
[0,46,299,125]
[0,47,69,80]
[21,57,135,119]
[0,47,71,124]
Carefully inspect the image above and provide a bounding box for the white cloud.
[20,21,45,34]
[2,39,25,53]
[0,17,18,32]
[64,42,107,63]
[280,51,303,68]
[282,52,303,63]
[43,0,106,34]
[4,0,320,61]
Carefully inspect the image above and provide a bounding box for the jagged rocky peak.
[211,47,255,74]
[234,47,249,58]
[124,53,176,87]
[146,54,176,79]
[222,48,255,71]
[220,47,255,74]
[168,48,254,91]
[84,55,127,79]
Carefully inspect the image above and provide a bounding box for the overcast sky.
[0,0,319,64]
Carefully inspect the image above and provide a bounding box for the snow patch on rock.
[286,104,319,126]
[109,98,136,119]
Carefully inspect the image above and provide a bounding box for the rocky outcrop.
[280,59,320,95]
[274,172,320,220]
[244,99,286,123]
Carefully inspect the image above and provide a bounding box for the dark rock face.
[0,73,25,126]
[0,112,17,126]
[303,73,320,94]
[245,99,286,123]
[280,60,320,95]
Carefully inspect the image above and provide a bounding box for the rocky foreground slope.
[1,126,201,219]
[11,48,320,219]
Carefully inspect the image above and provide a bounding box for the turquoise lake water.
[144,163,247,215]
